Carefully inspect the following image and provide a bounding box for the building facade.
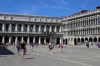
[62,6,100,45]
[0,13,63,44]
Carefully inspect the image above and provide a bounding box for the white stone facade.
[0,13,63,44]
[62,6,100,45]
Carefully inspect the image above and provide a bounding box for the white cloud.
[53,0,69,6]
[17,0,71,15]
[16,5,37,15]
[81,3,86,10]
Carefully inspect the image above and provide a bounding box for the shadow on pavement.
[0,47,14,55]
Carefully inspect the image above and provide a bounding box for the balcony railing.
[0,30,63,35]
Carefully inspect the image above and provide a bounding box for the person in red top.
[59,44,63,52]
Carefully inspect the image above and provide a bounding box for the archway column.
[2,36,5,43]
[27,37,29,44]
[33,37,35,43]
[21,36,24,42]
[39,37,41,44]
[15,36,18,44]
[71,38,74,45]
[60,37,63,44]
[9,36,11,43]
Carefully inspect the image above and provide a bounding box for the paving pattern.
[0,45,100,66]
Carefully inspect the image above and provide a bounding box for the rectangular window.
[12,24,15,31]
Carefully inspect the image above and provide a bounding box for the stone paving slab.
[0,45,100,66]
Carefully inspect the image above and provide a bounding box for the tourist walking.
[59,44,63,52]
[48,42,54,54]
[30,42,34,52]
[86,40,89,48]
[20,41,26,60]
[16,41,21,55]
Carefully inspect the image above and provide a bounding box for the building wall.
[62,8,100,45]
[0,13,63,44]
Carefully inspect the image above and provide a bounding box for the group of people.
[48,42,63,54]
[85,40,100,48]
[15,41,26,60]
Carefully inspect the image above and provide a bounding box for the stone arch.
[85,37,88,41]
[66,38,67,45]
[98,37,100,42]
[89,37,92,42]
[81,38,84,42]
[94,37,97,42]
[77,38,80,42]
[74,38,77,45]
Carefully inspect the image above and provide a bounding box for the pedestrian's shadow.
[62,52,66,53]
[26,58,35,59]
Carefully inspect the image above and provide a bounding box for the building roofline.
[0,12,62,19]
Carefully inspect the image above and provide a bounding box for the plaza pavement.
[0,45,100,66]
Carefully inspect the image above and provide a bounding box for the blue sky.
[0,0,100,17]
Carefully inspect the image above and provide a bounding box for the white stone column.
[21,24,24,32]
[39,24,41,32]
[54,26,57,32]
[9,23,12,32]
[33,24,36,32]
[60,37,62,44]
[49,25,51,32]
[27,24,30,32]
[44,37,46,44]
[9,36,11,43]
[50,37,51,42]
[2,36,5,43]
[44,25,46,32]
[15,24,18,32]
[2,23,5,32]
[15,36,18,44]
[27,37,29,44]
[39,37,41,44]
[33,37,35,43]
[60,26,62,32]
[21,36,24,42]
[71,38,74,45]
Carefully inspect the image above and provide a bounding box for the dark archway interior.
[41,38,44,44]
[35,37,39,43]
[57,38,60,44]
[46,37,50,43]
[5,36,9,43]
[85,38,88,41]
[98,37,100,42]
[81,38,84,42]
[77,38,80,42]
[74,38,77,45]
[89,38,92,42]
[12,37,15,43]
[30,37,33,43]
[94,37,97,42]
[66,38,67,45]
[24,37,27,42]
[0,36,2,42]
[18,37,21,42]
